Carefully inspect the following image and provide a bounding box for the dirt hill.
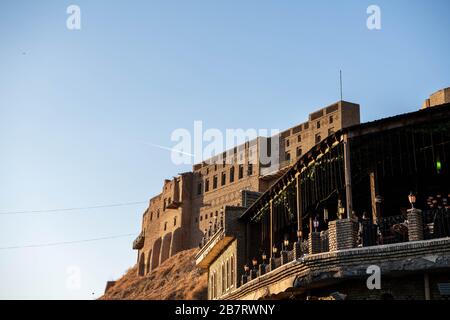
[100,248,207,300]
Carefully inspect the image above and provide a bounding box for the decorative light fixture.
[408,192,416,209]
[244,265,250,273]
[313,216,320,232]
[297,229,302,242]
[272,245,278,255]
[252,258,258,267]
[262,252,267,262]
[284,238,289,251]
[337,199,345,219]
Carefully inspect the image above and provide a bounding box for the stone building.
[133,100,361,275]
[422,86,450,109]
[196,98,450,300]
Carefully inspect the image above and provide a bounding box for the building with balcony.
[196,101,450,300]
[134,100,361,275]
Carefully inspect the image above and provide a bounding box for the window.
[296,147,302,157]
[213,175,218,189]
[230,167,235,183]
[247,164,253,176]
[205,179,210,192]
[150,212,153,221]
[210,275,214,299]
[157,210,160,218]
[285,152,291,162]
[163,199,166,211]
[213,272,217,298]
[200,215,203,221]
[222,263,226,294]
[214,164,217,171]
[210,212,213,218]
[197,182,202,195]
[221,172,226,186]
[297,135,301,142]
[215,211,218,217]
[329,115,333,124]
[230,255,235,288]
[225,260,228,290]
[317,121,321,129]
[286,139,290,147]
[173,217,177,226]
[195,217,198,223]
[164,222,167,231]
[227,259,231,290]
[238,165,244,179]
[315,133,321,144]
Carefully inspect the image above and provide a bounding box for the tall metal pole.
[340,70,343,101]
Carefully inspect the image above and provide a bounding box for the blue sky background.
[0,0,449,299]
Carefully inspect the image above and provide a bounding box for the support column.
[343,134,353,219]
[308,232,321,254]
[269,200,274,257]
[370,171,382,224]
[294,173,303,259]
[328,219,357,251]
[407,208,423,241]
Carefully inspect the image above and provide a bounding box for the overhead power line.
[0,201,147,216]
[0,233,136,250]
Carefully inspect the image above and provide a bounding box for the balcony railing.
[132,232,145,250]
[199,219,224,249]
[423,208,450,239]
[167,201,181,209]
[240,208,450,288]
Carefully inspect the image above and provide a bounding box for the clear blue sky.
[0,0,449,299]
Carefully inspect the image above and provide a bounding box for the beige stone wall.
[135,100,361,275]
[208,240,237,299]
[281,101,360,168]
[422,87,450,109]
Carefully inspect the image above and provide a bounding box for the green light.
[436,160,442,171]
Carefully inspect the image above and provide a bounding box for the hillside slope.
[100,248,207,300]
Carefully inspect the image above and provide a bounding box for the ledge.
[222,237,450,300]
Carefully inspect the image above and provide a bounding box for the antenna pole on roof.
[340,70,343,101]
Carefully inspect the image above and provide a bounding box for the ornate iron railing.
[378,215,408,245]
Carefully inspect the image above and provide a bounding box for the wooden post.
[269,199,274,257]
[343,134,353,219]
[370,171,381,224]
[296,173,302,240]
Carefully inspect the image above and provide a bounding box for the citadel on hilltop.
[132,100,361,275]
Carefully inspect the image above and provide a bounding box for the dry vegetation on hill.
[100,248,207,300]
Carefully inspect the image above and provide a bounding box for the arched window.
[173,217,177,226]
[227,258,231,289]
[213,272,217,298]
[230,255,235,288]
[210,275,214,299]
[221,263,226,294]
[150,212,153,221]
[225,259,228,290]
